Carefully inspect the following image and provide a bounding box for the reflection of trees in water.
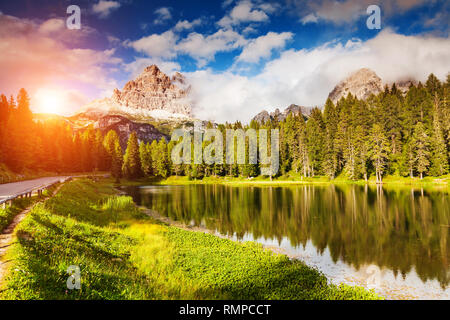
[132,184,450,288]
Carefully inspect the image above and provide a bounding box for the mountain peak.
[77,65,192,120]
[143,64,161,75]
[328,68,383,104]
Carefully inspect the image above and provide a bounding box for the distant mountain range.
[67,64,421,145]
[251,104,312,124]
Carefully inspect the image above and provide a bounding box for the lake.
[122,183,450,299]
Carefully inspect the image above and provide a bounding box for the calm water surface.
[122,184,450,299]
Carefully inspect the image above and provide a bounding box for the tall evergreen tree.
[430,97,449,176]
[412,122,431,179]
[323,98,338,178]
[111,140,123,182]
[140,142,153,177]
[368,124,390,183]
[122,132,142,179]
[154,138,169,178]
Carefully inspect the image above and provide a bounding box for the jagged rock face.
[78,65,192,120]
[394,79,417,94]
[252,104,310,124]
[96,115,168,150]
[252,110,271,124]
[328,68,383,104]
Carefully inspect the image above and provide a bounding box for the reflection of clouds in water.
[232,235,450,300]
[138,185,182,193]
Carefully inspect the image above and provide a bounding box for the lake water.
[122,183,450,300]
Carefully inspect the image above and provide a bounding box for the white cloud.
[300,13,319,25]
[177,29,247,66]
[236,31,293,63]
[154,7,172,25]
[127,31,178,59]
[92,1,121,18]
[127,27,247,67]
[107,35,121,44]
[218,0,270,28]
[291,0,429,25]
[242,25,257,34]
[186,29,450,123]
[38,18,65,33]
[222,0,235,8]
[174,18,203,31]
[0,14,121,114]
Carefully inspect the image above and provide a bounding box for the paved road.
[0,176,69,202]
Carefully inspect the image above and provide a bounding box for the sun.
[35,88,63,114]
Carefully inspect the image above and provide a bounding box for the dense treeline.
[140,73,450,182]
[0,89,109,175]
[0,73,449,182]
[275,73,450,181]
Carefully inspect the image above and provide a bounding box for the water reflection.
[123,184,449,290]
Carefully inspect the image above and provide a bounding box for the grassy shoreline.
[155,174,450,187]
[0,179,380,300]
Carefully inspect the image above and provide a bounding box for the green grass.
[0,198,34,232]
[0,179,381,300]
[0,184,59,232]
[157,173,450,187]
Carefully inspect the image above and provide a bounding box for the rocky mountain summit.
[327,68,384,104]
[252,104,311,124]
[77,65,192,120]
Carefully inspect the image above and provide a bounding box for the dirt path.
[0,182,67,288]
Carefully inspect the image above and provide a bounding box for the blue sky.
[0,0,448,121]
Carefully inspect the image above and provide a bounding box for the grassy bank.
[157,173,450,187]
[0,185,58,232]
[0,179,380,300]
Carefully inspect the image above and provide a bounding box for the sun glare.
[35,88,63,114]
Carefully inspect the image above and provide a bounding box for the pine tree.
[81,126,96,172]
[430,97,449,176]
[3,89,34,171]
[368,124,390,183]
[154,138,169,178]
[323,98,338,179]
[305,108,325,176]
[103,130,122,174]
[122,132,142,179]
[412,122,431,179]
[140,142,153,176]
[0,94,9,125]
[400,138,416,178]
[150,139,159,175]
[111,140,123,182]
[354,125,369,181]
